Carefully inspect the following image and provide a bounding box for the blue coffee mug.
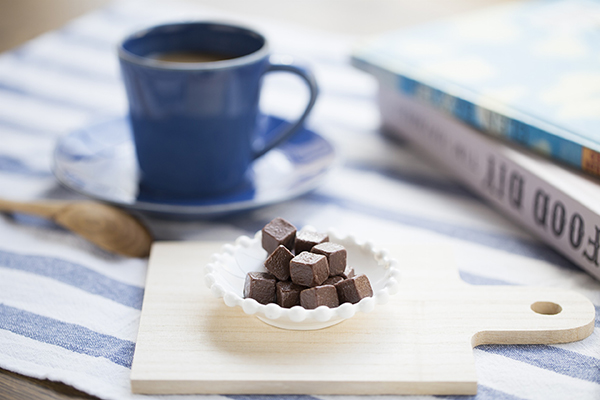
[118,22,318,198]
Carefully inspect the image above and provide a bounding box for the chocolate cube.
[294,230,329,254]
[300,285,340,309]
[340,265,355,279]
[276,281,304,308]
[290,252,329,287]
[262,217,296,255]
[312,242,347,276]
[243,272,277,304]
[265,245,294,281]
[323,275,344,286]
[335,274,373,304]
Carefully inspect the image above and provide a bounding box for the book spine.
[352,57,600,178]
[378,86,600,281]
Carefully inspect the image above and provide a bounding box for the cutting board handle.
[469,285,595,347]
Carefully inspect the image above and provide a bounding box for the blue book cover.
[352,0,600,179]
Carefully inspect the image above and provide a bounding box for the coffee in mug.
[150,51,237,63]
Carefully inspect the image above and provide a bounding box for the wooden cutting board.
[130,241,595,395]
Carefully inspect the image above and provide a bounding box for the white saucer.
[53,115,336,218]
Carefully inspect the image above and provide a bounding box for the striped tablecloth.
[0,1,598,399]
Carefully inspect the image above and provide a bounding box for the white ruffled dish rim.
[204,226,400,330]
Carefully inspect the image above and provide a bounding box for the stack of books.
[351,0,600,281]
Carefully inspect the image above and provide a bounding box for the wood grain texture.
[0,0,109,52]
[130,241,595,395]
[0,367,99,400]
[0,199,153,258]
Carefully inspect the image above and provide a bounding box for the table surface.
[0,1,548,399]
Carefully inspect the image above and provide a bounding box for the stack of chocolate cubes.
[243,217,373,309]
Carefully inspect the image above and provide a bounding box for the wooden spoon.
[0,199,153,258]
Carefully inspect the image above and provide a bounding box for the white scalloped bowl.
[204,226,400,330]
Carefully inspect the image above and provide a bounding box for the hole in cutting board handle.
[531,301,562,315]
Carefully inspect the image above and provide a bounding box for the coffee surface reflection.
[151,51,237,63]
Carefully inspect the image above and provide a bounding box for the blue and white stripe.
[0,1,598,399]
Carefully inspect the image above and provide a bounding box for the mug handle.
[252,56,319,159]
